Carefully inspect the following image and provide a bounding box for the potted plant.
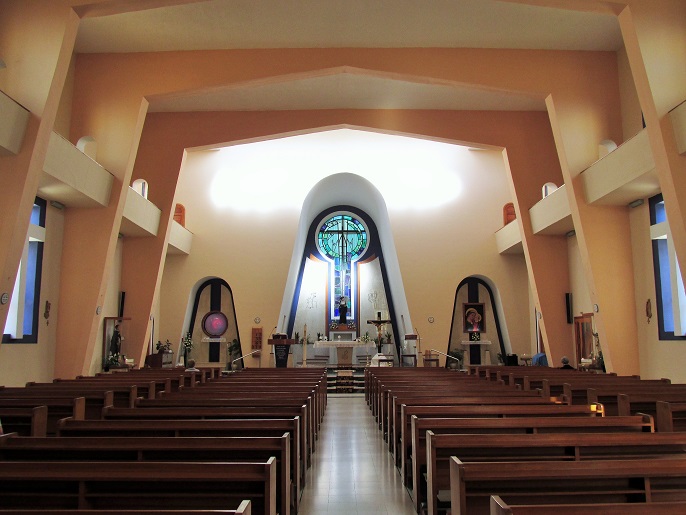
[181,332,193,366]
[447,348,464,370]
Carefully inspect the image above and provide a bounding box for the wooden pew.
[364,368,453,406]
[0,434,288,515]
[120,400,313,466]
[398,403,603,488]
[0,461,275,514]
[584,385,686,415]
[0,406,48,436]
[523,376,669,401]
[94,370,191,390]
[0,508,252,515]
[0,397,84,435]
[161,386,323,434]
[490,496,686,515]
[387,392,557,457]
[410,414,655,514]
[425,432,686,515]
[449,457,686,515]
[57,416,303,502]
[40,379,159,399]
[124,368,203,384]
[378,381,546,434]
[657,401,686,432]
[0,387,117,418]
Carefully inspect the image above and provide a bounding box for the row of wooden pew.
[0,366,328,515]
[365,365,686,515]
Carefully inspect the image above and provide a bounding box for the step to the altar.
[326,367,365,393]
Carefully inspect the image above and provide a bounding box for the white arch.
[541,182,558,198]
[76,136,97,160]
[470,273,512,355]
[598,139,617,159]
[132,178,149,199]
[278,172,412,340]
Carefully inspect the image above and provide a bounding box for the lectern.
[268,334,297,368]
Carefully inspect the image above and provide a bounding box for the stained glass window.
[317,214,368,324]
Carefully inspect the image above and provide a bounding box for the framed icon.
[463,303,485,333]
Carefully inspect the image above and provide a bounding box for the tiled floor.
[298,394,417,515]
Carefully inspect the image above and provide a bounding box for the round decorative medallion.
[0,292,9,305]
[202,311,229,337]
[254,316,261,324]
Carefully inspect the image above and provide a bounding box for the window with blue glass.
[3,197,45,343]
[317,213,368,324]
[650,194,686,340]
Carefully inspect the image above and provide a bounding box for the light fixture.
[565,230,576,238]
[628,198,644,208]
[50,200,65,210]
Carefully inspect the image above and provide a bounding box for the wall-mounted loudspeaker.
[565,292,573,324]
[118,291,126,318]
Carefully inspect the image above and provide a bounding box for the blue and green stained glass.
[317,214,369,323]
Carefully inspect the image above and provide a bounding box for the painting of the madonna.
[463,303,485,333]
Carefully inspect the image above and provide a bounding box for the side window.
[3,197,46,343]
[650,194,686,340]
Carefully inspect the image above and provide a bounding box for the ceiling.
[74,0,623,112]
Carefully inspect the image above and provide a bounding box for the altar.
[315,340,367,366]
[460,340,492,366]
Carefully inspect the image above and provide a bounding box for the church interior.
[1,1,686,513]
[1,0,685,383]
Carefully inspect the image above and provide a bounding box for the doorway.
[574,313,594,366]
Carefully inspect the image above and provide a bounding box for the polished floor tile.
[298,394,416,515]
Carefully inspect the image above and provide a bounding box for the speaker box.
[118,291,126,318]
[565,292,573,324]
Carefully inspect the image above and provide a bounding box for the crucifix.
[317,214,368,324]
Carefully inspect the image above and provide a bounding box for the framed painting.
[463,303,485,333]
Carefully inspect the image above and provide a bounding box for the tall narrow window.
[317,213,368,324]
[650,194,686,340]
[3,197,45,343]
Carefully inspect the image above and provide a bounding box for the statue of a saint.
[110,324,122,355]
[338,296,348,324]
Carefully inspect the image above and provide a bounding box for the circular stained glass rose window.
[202,311,228,337]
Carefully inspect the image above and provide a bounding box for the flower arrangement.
[358,332,371,343]
[182,332,193,353]
[156,340,171,352]
[105,353,121,367]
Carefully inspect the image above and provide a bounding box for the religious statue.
[338,296,348,324]
[110,324,122,355]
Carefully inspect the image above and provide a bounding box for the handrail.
[231,349,260,364]
[429,348,461,362]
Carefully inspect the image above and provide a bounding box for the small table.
[460,340,491,366]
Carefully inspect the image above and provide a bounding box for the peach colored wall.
[620,1,686,323]
[160,145,530,369]
[630,201,686,383]
[0,4,79,363]
[0,203,64,385]
[568,236,593,320]
[617,46,643,141]
[127,108,561,368]
[71,48,619,180]
[65,46,619,374]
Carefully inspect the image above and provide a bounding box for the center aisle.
[298,394,417,515]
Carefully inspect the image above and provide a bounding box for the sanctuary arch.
[448,275,510,367]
